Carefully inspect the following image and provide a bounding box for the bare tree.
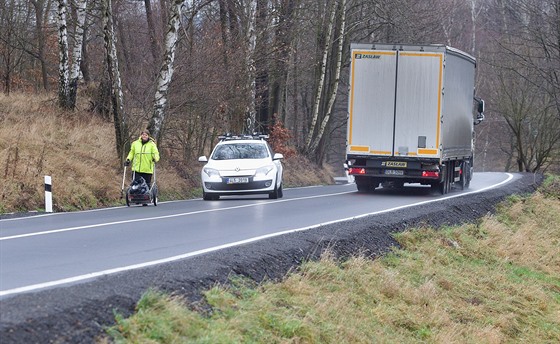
[269,0,298,124]
[68,0,88,109]
[144,0,161,63]
[148,0,185,143]
[57,0,71,108]
[103,0,128,159]
[0,0,27,94]
[29,0,53,92]
[306,0,347,160]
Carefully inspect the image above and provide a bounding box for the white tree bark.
[244,0,258,134]
[469,0,485,55]
[68,0,88,109]
[304,0,337,150]
[308,0,346,154]
[148,0,185,142]
[103,0,128,158]
[56,0,70,109]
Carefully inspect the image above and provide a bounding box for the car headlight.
[203,167,220,177]
[255,165,274,177]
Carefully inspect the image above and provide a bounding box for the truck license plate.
[384,169,404,176]
[226,177,249,184]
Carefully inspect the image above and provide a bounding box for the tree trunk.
[57,0,70,109]
[243,0,257,134]
[30,0,50,91]
[148,0,184,143]
[307,0,346,157]
[102,0,128,160]
[254,0,269,132]
[304,0,336,150]
[144,0,160,63]
[68,0,88,109]
[269,0,297,124]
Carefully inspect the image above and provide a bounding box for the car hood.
[206,158,274,176]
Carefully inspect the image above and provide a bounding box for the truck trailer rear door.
[393,52,443,158]
[347,50,397,156]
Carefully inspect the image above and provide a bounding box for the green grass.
[104,182,560,344]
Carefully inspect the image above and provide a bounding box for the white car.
[198,135,284,200]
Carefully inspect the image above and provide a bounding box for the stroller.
[122,165,158,206]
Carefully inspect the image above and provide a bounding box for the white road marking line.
[0,174,514,297]
[0,191,355,241]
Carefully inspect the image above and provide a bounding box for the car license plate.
[226,177,249,184]
[384,169,404,176]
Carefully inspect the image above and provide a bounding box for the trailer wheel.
[445,164,452,193]
[464,160,472,188]
[437,164,450,195]
[355,177,377,193]
[355,177,368,192]
[459,162,466,190]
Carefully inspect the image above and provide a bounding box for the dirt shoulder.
[0,173,542,343]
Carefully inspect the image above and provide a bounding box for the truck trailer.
[346,43,484,194]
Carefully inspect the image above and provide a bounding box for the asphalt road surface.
[1,172,515,297]
[0,172,543,343]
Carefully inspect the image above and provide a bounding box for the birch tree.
[304,0,336,151]
[147,0,185,143]
[468,0,486,55]
[243,0,258,134]
[303,0,347,162]
[102,0,128,159]
[57,0,70,108]
[68,0,88,109]
[307,0,346,157]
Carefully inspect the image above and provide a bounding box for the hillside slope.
[0,93,334,214]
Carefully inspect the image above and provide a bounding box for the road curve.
[1,172,513,296]
[0,172,542,343]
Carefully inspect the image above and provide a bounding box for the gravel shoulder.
[0,173,542,343]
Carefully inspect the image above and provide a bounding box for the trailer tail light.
[422,171,439,178]
[348,167,366,175]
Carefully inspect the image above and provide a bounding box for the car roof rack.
[218,133,269,141]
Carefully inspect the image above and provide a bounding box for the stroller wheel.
[125,190,130,207]
[152,185,158,206]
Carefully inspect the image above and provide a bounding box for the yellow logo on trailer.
[383,161,407,168]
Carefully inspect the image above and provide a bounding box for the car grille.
[205,180,272,191]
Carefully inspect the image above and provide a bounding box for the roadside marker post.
[45,175,52,213]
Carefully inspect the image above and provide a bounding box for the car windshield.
[211,143,269,160]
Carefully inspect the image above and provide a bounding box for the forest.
[1,0,559,173]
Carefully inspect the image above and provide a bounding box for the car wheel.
[277,183,283,198]
[203,191,219,201]
[269,185,279,199]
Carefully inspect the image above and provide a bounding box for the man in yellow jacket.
[125,130,160,187]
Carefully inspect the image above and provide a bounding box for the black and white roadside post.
[45,175,53,213]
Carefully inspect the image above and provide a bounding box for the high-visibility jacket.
[126,137,160,174]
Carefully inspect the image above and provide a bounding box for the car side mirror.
[273,153,284,160]
[198,156,208,162]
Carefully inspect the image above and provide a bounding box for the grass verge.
[103,177,560,343]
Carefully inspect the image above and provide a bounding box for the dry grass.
[1,92,335,213]
[106,186,560,343]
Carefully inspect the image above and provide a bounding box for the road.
[0,172,515,298]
